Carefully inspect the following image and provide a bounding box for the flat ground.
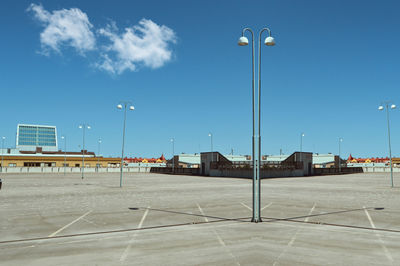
[0,172,399,265]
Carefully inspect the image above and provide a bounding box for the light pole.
[61,136,67,175]
[117,102,135,188]
[170,138,175,173]
[338,138,343,173]
[379,103,396,187]
[238,26,275,223]
[1,136,5,173]
[97,138,102,171]
[79,124,91,179]
[300,133,305,153]
[208,133,213,152]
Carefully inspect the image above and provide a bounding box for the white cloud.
[27,4,177,74]
[97,19,177,74]
[27,3,96,55]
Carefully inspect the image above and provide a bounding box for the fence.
[0,167,152,174]
[150,167,200,175]
[313,167,363,175]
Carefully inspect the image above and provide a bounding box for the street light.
[170,138,175,173]
[378,102,396,187]
[61,136,67,175]
[78,124,91,179]
[97,138,102,171]
[299,133,305,165]
[117,101,135,187]
[300,133,305,153]
[208,133,213,152]
[338,138,343,173]
[1,136,5,173]
[238,26,275,223]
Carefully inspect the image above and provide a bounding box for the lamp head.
[79,125,83,129]
[378,106,384,111]
[264,36,275,46]
[87,126,91,129]
[391,104,396,109]
[61,136,64,139]
[129,105,135,110]
[117,104,123,109]
[238,36,249,46]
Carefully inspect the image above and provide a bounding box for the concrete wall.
[0,167,152,174]
[209,168,305,179]
[362,166,400,173]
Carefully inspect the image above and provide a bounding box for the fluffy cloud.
[27,4,177,74]
[27,3,96,55]
[96,19,177,74]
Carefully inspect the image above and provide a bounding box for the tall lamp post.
[338,138,343,173]
[379,103,396,187]
[79,124,91,179]
[1,136,5,173]
[300,132,305,162]
[170,138,175,173]
[238,26,275,223]
[61,136,67,175]
[117,102,135,188]
[208,133,213,152]
[97,138,102,171]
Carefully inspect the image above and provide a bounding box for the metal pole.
[300,133,302,165]
[386,104,394,188]
[82,126,85,179]
[64,136,66,175]
[256,28,270,222]
[97,139,101,171]
[120,104,127,188]
[1,137,4,173]
[242,28,257,222]
[338,138,341,173]
[211,134,213,152]
[171,138,175,173]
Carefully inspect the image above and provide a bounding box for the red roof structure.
[347,154,389,163]
[124,155,167,163]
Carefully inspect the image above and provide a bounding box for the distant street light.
[208,133,213,152]
[170,138,175,173]
[117,101,135,188]
[61,136,67,175]
[300,133,305,162]
[338,138,343,173]
[79,124,91,179]
[238,26,275,223]
[1,136,5,173]
[378,103,396,187]
[97,138,102,171]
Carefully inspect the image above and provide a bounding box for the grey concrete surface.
[0,172,399,265]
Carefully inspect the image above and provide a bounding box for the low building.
[172,154,201,168]
[200,151,313,177]
[313,153,339,168]
[0,147,120,168]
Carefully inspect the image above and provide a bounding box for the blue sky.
[1,0,400,159]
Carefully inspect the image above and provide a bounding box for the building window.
[8,163,16,167]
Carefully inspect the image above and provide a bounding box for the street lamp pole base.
[251,218,262,223]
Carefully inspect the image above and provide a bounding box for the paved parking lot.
[0,172,399,265]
